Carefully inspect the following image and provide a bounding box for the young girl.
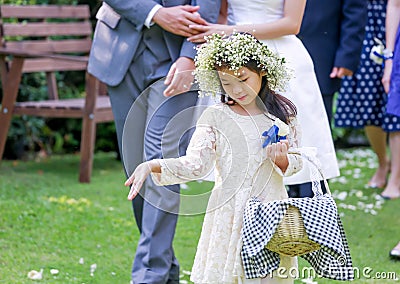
[125,33,303,284]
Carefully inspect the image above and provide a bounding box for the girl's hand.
[125,161,153,200]
[187,23,234,43]
[265,140,289,173]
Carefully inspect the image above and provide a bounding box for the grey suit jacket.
[88,0,196,87]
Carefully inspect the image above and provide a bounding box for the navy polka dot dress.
[334,0,400,132]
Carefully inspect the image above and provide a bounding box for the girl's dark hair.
[218,60,297,123]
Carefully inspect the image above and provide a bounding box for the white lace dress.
[200,0,340,183]
[152,104,303,284]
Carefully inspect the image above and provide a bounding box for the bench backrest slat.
[22,58,88,73]
[0,5,90,19]
[5,39,92,54]
[2,22,92,37]
[0,5,92,72]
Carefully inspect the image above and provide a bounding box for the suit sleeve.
[180,0,223,58]
[104,0,158,31]
[334,0,367,72]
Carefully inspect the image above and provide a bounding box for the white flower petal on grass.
[365,203,374,209]
[338,203,357,211]
[357,162,367,167]
[357,201,366,209]
[374,200,384,209]
[79,258,84,264]
[336,191,348,201]
[50,269,59,275]
[179,280,189,284]
[90,263,97,277]
[301,277,318,284]
[27,269,43,280]
[355,190,364,198]
[347,204,357,211]
[180,184,189,190]
[337,160,348,168]
[333,176,348,184]
[182,270,191,275]
[343,169,352,175]
[366,209,378,215]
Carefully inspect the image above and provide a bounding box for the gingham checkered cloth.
[241,195,354,280]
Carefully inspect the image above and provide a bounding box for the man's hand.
[153,5,206,37]
[330,67,353,79]
[164,57,195,96]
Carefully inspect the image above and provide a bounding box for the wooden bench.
[0,5,114,183]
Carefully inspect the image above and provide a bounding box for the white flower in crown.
[194,32,293,97]
[274,118,289,137]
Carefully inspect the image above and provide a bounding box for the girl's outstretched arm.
[125,160,161,200]
[124,107,217,200]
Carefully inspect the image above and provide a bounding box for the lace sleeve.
[287,115,301,148]
[284,116,302,176]
[151,109,217,186]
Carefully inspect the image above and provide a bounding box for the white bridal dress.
[153,104,302,284]
[225,0,340,183]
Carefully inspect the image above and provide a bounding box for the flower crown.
[194,32,292,97]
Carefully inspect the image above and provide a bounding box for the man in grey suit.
[292,0,367,198]
[87,1,206,283]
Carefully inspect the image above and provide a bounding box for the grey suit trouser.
[107,26,198,284]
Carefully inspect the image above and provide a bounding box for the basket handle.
[252,147,331,197]
[288,150,332,197]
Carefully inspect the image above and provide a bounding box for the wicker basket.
[265,205,321,257]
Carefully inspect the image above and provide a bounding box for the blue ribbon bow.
[262,125,286,148]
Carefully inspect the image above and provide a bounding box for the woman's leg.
[365,126,389,188]
[381,131,400,198]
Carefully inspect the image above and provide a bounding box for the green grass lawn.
[0,149,399,283]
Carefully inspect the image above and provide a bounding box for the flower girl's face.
[218,67,262,107]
